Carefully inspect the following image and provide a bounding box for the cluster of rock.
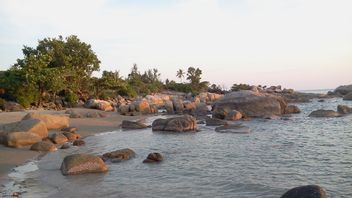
[309,105,352,118]
[61,148,163,175]
[66,109,108,119]
[329,84,352,100]
[0,112,85,151]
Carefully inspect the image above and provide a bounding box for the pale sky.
[0,0,351,90]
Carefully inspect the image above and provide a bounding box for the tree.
[176,69,185,83]
[186,67,202,86]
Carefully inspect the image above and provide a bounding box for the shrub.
[65,91,79,106]
[0,98,5,110]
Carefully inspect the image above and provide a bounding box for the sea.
[1,91,352,198]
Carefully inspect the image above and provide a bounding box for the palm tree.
[176,69,185,83]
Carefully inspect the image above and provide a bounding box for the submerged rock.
[143,153,163,163]
[61,154,108,175]
[280,185,327,198]
[152,115,197,132]
[205,117,228,126]
[309,110,340,118]
[30,141,57,152]
[215,125,250,134]
[285,105,301,114]
[121,120,148,129]
[61,143,71,149]
[22,112,69,129]
[102,148,136,162]
[337,105,352,115]
[73,139,85,146]
[213,91,287,118]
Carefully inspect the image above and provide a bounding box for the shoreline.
[0,108,146,184]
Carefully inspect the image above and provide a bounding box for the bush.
[65,91,79,106]
[0,98,5,110]
[117,84,137,98]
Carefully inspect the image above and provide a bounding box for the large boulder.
[152,115,197,132]
[172,98,184,114]
[1,119,48,138]
[60,154,108,176]
[143,153,163,163]
[85,99,113,111]
[309,110,340,118]
[337,105,352,114]
[22,112,69,129]
[102,148,136,162]
[30,141,57,152]
[121,120,148,129]
[343,92,352,100]
[194,103,209,117]
[164,101,174,114]
[280,185,327,198]
[118,104,130,115]
[213,91,287,118]
[6,132,42,148]
[51,133,68,144]
[334,84,352,95]
[134,100,151,114]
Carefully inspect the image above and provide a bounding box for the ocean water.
[1,97,352,198]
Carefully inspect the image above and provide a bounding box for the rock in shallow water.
[102,148,136,162]
[30,141,57,152]
[73,139,85,146]
[308,109,340,118]
[280,185,327,198]
[215,125,250,134]
[121,120,148,129]
[337,105,352,114]
[143,153,163,163]
[152,115,197,132]
[205,117,228,126]
[60,154,108,176]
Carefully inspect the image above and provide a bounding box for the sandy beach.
[0,108,145,181]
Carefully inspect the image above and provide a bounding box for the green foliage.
[117,84,137,98]
[65,91,79,106]
[231,84,252,91]
[176,69,185,82]
[0,98,5,110]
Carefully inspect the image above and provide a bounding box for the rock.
[215,125,250,133]
[343,92,352,100]
[61,127,77,133]
[152,115,197,132]
[309,109,340,118]
[51,133,68,144]
[86,112,100,118]
[69,111,83,118]
[6,132,42,148]
[212,107,231,119]
[3,102,24,112]
[118,104,130,115]
[213,91,287,118]
[195,103,209,116]
[30,141,57,152]
[143,153,163,163]
[85,99,113,111]
[285,105,301,114]
[280,185,327,198]
[73,139,85,146]
[102,148,136,162]
[318,99,325,102]
[60,154,108,175]
[172,98,184,114]
[164,101,174,114]
[334,84,352,95]
[337,105,352,114]
[134,100,151,114]
[225,110,242,121]
[121,120,148,129]
[205,117,228,126]
[61,143,71,149]
[63,132,81,141]
[1,119,48,138]
[22,112,69,129]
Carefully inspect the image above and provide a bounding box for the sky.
[0,0,351,90]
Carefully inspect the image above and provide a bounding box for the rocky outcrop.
[102,148,136,162]
[172,98,184,114]
[30,141,57,152]
[285,105,301,114]
[215,125,250,134]
[6,132,42,148]
[61,154,108,175]
[337,105,352,114]
[334,84,352,95]
[121,120,148,129]
[143,153,163,163]
[22,112,69,129]
[309,110,340,118]
[85,99,114,111]
[280,185,327,198]
[152,115,197,132]
[343,92,352,100]
[213,91,287,118]
[205,117,228,126]
[1,119,48,138]
[51,133,68,144]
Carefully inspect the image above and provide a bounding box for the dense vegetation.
[0,35,215,108]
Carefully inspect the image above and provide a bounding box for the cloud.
[0,0,351,89]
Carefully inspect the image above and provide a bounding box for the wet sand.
[0,108,144,181]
